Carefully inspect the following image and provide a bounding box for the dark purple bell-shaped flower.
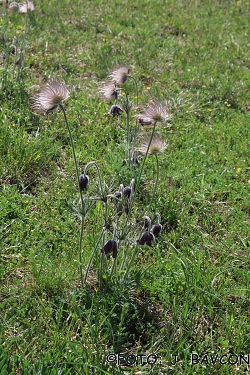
[114,191,122,198]
[101,239,118,258]
[138,231,155,247]
[123,186,131,198]
[109,104,123,116]
[79,173,89,190]
[151,223,162,237]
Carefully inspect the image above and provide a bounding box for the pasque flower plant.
[31,66,172,287]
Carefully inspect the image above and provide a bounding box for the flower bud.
[79,173,89,190]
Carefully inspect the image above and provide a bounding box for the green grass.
[1,0,250,374]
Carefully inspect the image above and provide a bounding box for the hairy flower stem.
[84,161,105,199]
[122,120,157,222]
[84,161,108,225]
[126,109,131,163]
[128,75,138,107]
[123,243,140,281]
[148,153,159,209]
[120,122,157,277]
[84,228,105,284]
[60,104,85,287]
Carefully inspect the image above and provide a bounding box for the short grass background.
[0,0,250,374]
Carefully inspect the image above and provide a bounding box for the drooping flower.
[136,132,168,156]
[31,80,69,114]
[108,104,123,116]
[101,239,118,258]
[151,213,162,237]
[151,223,162,237]
[123,186,132,198]
[79,174,89,190]
[113,191,122,198]
[137,101,172,125]
[109,65,130,85]
[99,82,119,101]
[8,2,20,13]
[138,231,155,247]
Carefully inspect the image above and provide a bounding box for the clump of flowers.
[31,66,173,287]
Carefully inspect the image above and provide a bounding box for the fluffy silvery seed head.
[101,239,118,258]
[99,82,119,101]
[109,65,130,85]
[79,174,89,191]
[136,132,168,156]
[138,231,155,247]
[137,101,172,125]
[8,2,20,13]
[31,80,69,114]
[19,1,35,13]
[108,104,123,116]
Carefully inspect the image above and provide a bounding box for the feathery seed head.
[99,82,119,101]
[137,101,172,125]
[8,2,20,13]
[136,132,168,156]
[109,65,130,85]
[31,80,69,114]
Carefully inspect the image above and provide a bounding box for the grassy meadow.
[0,0,250,374]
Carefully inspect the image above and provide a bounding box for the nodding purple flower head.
[79,173,89,190]
[151,223,162,237]
[114,191,122,198]
[108,104,123,117]
[138,231,155,247]
[101,239,118,258]
[123,186,132,199]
